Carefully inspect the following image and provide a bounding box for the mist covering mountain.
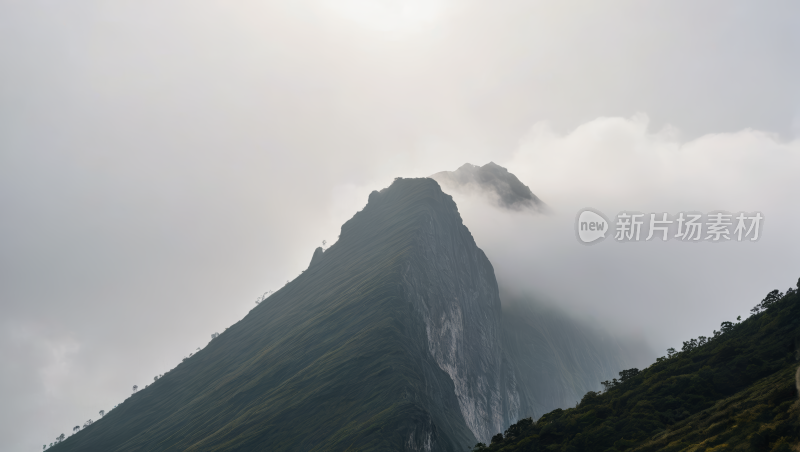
[500,296,650,417]
[53,177,644,451]
[431,162,546,212]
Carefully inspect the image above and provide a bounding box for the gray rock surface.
[395,181,518,442]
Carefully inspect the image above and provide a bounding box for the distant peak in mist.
[431,162,546,212]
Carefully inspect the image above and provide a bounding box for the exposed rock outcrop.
[375,181,521,442]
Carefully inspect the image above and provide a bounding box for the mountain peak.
[430,162,546,212]
[58,176,500,451]
[55,176,637,452]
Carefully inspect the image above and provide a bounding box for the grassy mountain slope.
[474,281,800,452]
[54,178,476,451]
[633,364,798,451]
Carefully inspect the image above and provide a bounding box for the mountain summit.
[57,178,518,451]
[430,162,546,212]
[55,178,640,451]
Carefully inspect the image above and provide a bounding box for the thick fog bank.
[443,117,800,361]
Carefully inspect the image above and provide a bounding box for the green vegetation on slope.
[473,279,800,452]
[52,178,476,451]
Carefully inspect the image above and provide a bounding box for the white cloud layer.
[452,115,800,358]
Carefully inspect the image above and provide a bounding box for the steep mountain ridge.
[390,184,520,440]
[54,177,643,452]
[56,178,512,451]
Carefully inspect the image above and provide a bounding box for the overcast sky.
[2,0,799,450]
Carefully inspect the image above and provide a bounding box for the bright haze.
[1,1,799,450]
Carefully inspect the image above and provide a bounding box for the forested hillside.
[474,279,800,452]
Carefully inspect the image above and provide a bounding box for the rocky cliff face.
[379,178,646,442]
[376,182,521,443]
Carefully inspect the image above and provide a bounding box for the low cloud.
[443,115,800,358]
[431,162,547,212]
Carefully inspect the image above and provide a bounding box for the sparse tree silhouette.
[720,321,735,334]
[73,426,79,433]
[57,433,65,442]
[211,332,219,340]
[762,289,782,308]
[83,419,93,428]
[132,385,138,393]
[99,409,104,417]
[751,289,784,316]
